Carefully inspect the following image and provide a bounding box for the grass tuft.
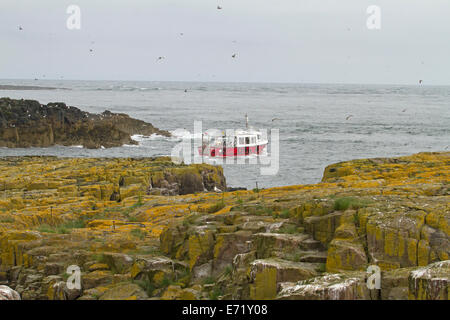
[208,200,225,213]
[279,209,290,219]
[209,287,224,300]
[333,197,372,211]
[130,228,146,240]
[37,217,87,234]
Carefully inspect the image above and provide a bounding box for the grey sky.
[1,0,450,84]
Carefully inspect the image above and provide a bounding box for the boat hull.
[198,144,267,157]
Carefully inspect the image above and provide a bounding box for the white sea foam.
[131,133,170,143]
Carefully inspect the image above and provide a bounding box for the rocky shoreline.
[0,85,64,91]
[0,152,448,300]
[0,98,170,149]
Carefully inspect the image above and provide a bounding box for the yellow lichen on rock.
[0,152,448,300]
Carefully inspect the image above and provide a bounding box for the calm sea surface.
[1,79,449,189]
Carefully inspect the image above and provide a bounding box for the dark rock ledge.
[0,97,170,149]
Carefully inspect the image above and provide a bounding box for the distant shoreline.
[0,85,69,90]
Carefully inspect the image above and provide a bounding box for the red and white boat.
[198,115,268,158]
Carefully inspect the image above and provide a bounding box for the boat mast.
[245,113,248,129]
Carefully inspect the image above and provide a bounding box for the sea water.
[0,79,449,189]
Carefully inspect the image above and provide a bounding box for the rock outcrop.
[0,152,448,300]
[0,285,21,300]
[0,98,170,148]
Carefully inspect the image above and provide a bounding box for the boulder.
[99,282,148,300]
[0,285,20,300]
[249,258,319,299]
[130,256,174,281]
[326,239,368,272]
[277,272,370,300]
[101,252,133,274]
[161,285,198,300]
[408,260,449,300]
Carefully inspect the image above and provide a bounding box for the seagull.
[18,26,23,31]
[232,54,237,58]
[271,118,281,122]
[180,33,184,36]
[184,89,188,93]
[419,80,423,84]
[402,108,407,112]
[345,115,353,120]
[156,56,165,61]
[217,6,222,10]
[89,49,93,53]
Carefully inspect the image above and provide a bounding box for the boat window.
[245,137,250,145]
[251,136,256,144]
[213,138,221,146]
[257,135,261,140]
[239,137,244,145]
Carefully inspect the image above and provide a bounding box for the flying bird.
[271,118,281,122]
[156,56,165,62]
[345,115,353,120]
[232,54,237,58]
[89,49,93,53]
[18,26,23,31]
[402,108,407,112]
[419,80,423,84]
[217,6,222,10]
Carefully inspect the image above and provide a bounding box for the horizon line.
[1,77,449,87]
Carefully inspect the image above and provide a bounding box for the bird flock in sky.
[16,4,427,103]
